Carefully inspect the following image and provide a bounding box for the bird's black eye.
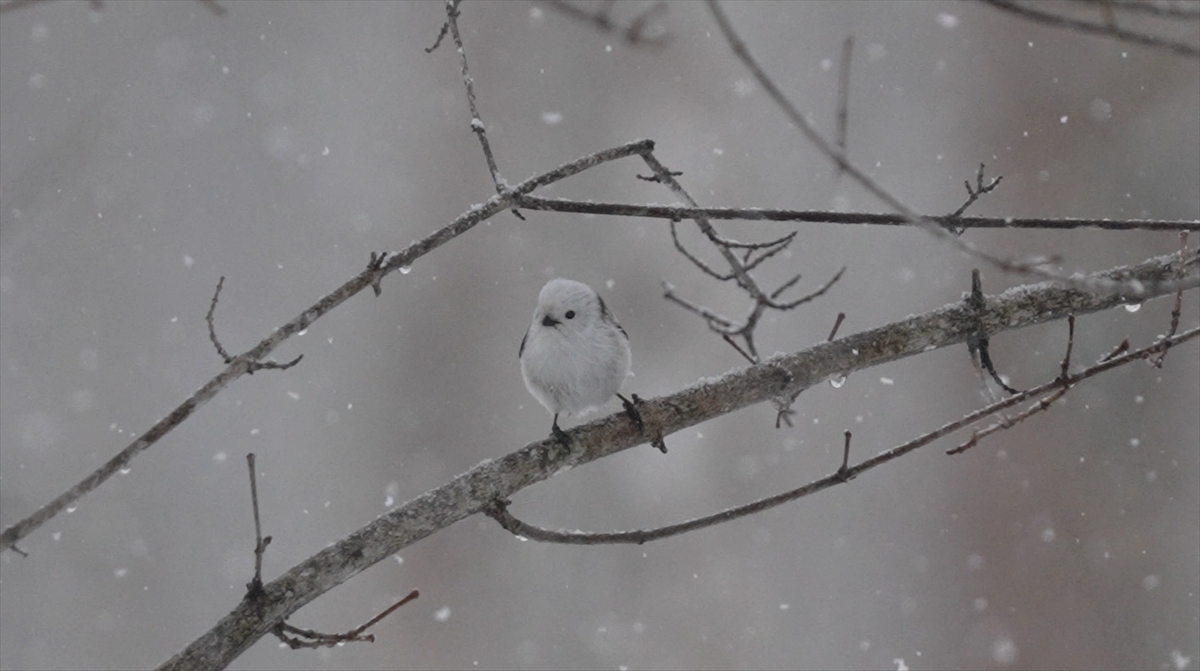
[564,310,576,320]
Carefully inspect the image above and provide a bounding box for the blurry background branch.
[980,0,1200,58]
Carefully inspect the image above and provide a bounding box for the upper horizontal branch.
[516,195,1200,231]
[160,249,1198,671]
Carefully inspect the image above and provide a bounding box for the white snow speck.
[213,451,228,462]
[879,377,894,385]
[540,111,563,125]
[434,606,451,622]
[287,391,300,400]
[991,636,1018,665]
[183,254,195,268]
[936,13,958,29]
[1142,574,1160,590]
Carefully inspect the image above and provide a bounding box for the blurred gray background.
[1,2,1197,669]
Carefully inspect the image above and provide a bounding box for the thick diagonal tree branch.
[159,249,1196,671]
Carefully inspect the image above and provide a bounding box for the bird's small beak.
[541,314,560,327]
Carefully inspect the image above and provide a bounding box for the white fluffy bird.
[520,278,640,445]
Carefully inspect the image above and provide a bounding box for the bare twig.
[205,276,304,374]
[272,590,419,649]
[950,313,1076,454]
[1151,231,1189,367]
[206,277,233,363]
[968,270,1020,394]
[835,35,853,166]
[827,312,847,341]
[546,0,671,46]
[950,164,1004,219]
[643,150,846,362]
[242,454,417,650]
[244,453,271,602]
[440,2,512,208]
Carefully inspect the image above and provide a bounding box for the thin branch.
[245,453,271,602]
[669,219,736,281]
[1151,231,1189,367]
[950,164,1004,219]
[206,276,303,374]
[442,1,512,207]
[514,196,1200,231]
[272,590,419,650]
[206,277,233,363]
[660,281,737,330]
[769,266,845,310]
[951,313,1076,454]
[828,312,847,341]
[243,454,416,651]
[980,0,1200,58]
[968,269,1021,394]
[1,138,655,553]
[835,35,853,164]
[546,0,671,46]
